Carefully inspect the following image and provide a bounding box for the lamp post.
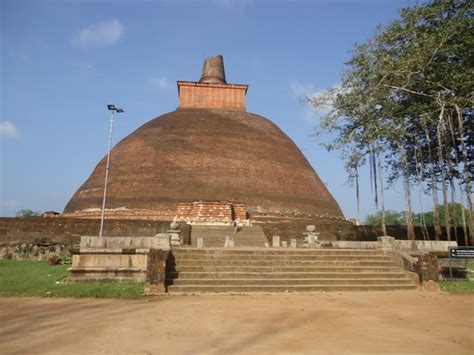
[99,104,124,238]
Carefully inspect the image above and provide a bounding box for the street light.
[99,104,124,238]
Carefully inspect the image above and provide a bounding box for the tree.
[15,209,41,218]
[415,203,471,227]
[308,0,473,242]
[365,210,405,226]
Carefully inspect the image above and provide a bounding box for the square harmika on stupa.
[64,55,345,225]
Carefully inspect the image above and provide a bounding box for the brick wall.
[0,217,190,246]
[178,81,248,111]
[63,208,175,221]
[176,201,247,224]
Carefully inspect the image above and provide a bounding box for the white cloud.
[0,121,18,138]
[291,81,337,124]
[290,81,318,99]
[148,77,172,90]
[71,20,124,48]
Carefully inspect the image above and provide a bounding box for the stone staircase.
[190,225,268,247]
[166,248,419,293]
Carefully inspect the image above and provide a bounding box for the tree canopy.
[15,209,41,218]
[308,0,473,242]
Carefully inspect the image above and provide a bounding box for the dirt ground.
[0,291,473,355]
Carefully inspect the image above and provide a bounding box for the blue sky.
[1,0,418,219]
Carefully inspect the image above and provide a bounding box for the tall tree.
[308,0,473,241]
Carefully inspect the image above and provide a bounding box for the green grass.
[440,280,474,293]
[440,261,474,294]
[0,260,144,299]
[467,261,474,272]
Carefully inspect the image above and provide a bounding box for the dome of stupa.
[64,56,344,223]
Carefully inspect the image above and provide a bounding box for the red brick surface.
[64,108,344,221]
[178,81,247,111]
[176,201,247,223]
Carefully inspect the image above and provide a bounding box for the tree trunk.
[444,117,458,242]
[377,152,387,236]
[355,163,360,225]
[422,115,441,240]
[454,104,473,245]
[399,144,416,241]
[414,143,429,240]
[447,113,469,245]
[436,103,452,241]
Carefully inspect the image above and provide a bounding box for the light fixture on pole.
[99,104,124,238]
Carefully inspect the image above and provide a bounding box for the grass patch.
[440,280,474,293]
[467,261,474,272]
[0,260,144,299]
[440,261,474,293]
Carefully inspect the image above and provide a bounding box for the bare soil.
[1,291,472,355]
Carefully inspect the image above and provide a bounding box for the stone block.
[423,280,440,292]
[281,241,288,248]
[290,239,297,248]
[272,236,280,248]
[416,254,439,282]
[377,236,395,251]
[145,249,168,294]
[197,238,204,248]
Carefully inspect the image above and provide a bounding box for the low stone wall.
[357,225,471,246]
[0,242,70,261]
[0,217,191,260]
[259,219,358,242]
[63,208,175,220]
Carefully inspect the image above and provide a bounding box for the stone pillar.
[155,233,171,251]
[377,236,395,251]
[272,236,280,248]
[144,249,168,294]
[197,237,204,248]
[416,254,439,283]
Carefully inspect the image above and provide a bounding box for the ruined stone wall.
[0,217,191,260]
[64,208,175,220]
[357,225,471,246]
[176,201,247,224]
[259,219,358,243]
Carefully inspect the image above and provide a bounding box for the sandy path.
[0,291,473,355]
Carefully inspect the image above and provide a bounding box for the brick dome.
[64,108,344,221]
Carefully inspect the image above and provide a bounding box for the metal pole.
[99,110,115,238]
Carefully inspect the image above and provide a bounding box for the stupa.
[64,56,344,225]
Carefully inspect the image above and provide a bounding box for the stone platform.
[67,236,169,292]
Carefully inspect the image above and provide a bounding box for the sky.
[1,0,419,220]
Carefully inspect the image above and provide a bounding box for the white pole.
[99,110,115,238]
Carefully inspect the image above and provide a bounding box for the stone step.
[167,278,414,286]
[167,271,410,279]
[169,259,397,267]
[167,284,418,293]
[171,265,402,273]
[172,248,383,255]
[170,255,391,262]
[66,267,146,282]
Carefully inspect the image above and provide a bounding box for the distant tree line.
[365,203,470,228]
[15,209,41,218]
[307,0,473,243]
